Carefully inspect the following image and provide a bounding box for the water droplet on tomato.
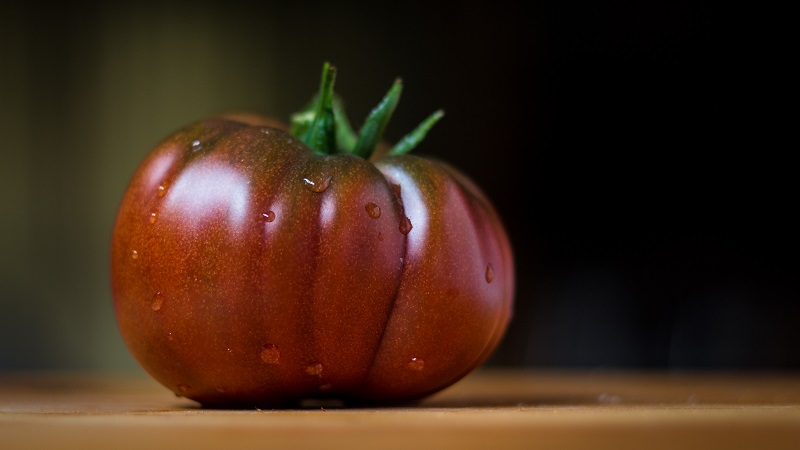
[303,174,332,193]
[399,217,413,235]
[407,357,425,371]
[178,384,191,393]
[365,202,381,219]
[216,387,227,393]
[260,344,280,364]
[131,250,139,259]
[305,363,323,376]
[485,263,495,283]
[191,140,203,152]
[262,210,276,222]
[149,210,158,224]
[391,183,402,199]
[157,182,168,198]
[378,232,384,241]
[151,292,163,311]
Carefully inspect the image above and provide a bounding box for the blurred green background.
[1,0,531,372]
[1,1,796,373]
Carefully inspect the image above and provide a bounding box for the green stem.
[300,62,337,154]
[352,79,403,158]
[290,63,443,159]
[289,98,315,138]
[333,96,357,152]
[389,109,445,156]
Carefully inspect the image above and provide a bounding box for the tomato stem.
[389,109,445,156]
[333,96,357,152]
[291,63,443,159]
[352,78,402,158]
[300,62,337,154]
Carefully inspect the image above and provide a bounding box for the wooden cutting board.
[2,369,799,449]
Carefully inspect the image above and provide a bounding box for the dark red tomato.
[111,64,514,406]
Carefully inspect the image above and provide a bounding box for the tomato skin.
[111,115,514,406]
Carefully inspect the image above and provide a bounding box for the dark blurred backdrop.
[1,1,796,372]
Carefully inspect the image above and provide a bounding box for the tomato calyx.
[290,62,444,158]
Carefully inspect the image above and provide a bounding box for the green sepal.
[300,62,337,154]
[333,97,357,153]
[351,79,403,159]
[389,109,445,156]
[289,63,443,159]
[289,100,315,138]
[292,94,357,154]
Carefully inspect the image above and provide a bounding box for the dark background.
[1,1,796,372]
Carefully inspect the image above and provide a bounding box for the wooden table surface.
[1,368,799,449]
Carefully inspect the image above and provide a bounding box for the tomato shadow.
[181,393,602,411]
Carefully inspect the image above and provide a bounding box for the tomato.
[111,63,514,406]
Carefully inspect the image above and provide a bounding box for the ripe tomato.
[111,63,514,406]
